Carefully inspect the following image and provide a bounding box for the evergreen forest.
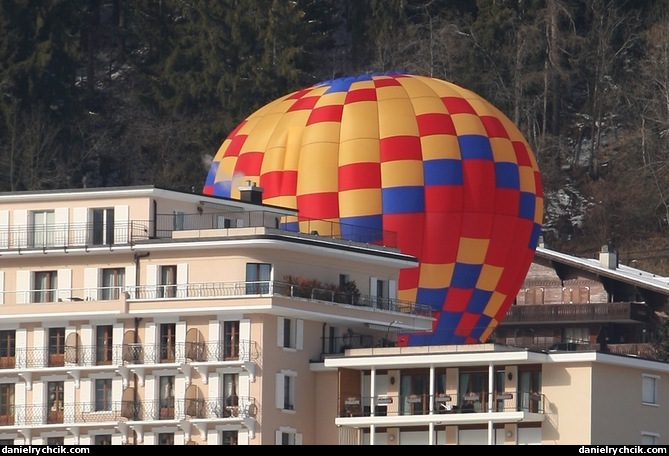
[4,0,669,274]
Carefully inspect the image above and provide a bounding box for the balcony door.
[47,381,64,423]
[158,266,177,298]
[48,327,65,367]
[0,384,14,425]
[101,268,125,300]
[33,271,57,303]
[222,373,239,417]
[245,263,271,294]
[91,208,114,246]
[519,370,542,412]
[223,321,240,360]
[30,210,55,248]
[96,325,113,365]
[160,324,176,363]
[159,376,175,420]
[400,370,429,415]
[0,330,16,369]
[459,370,488,412]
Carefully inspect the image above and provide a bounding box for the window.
[173,211,185,230]
[94,435,112,445]
[95,379,112,412]
[223,321,240,360]
[642,374,659,405]
[30,210,55,248]
[283,318,292,348]
[400,370,429,415]
[159,376,175,419]
[371,277,390,309]
[641,432,659,445]
[519,369,542,412]
[33,271,57,303]
[459,370,488,413]
[160,324,176,362]
[276,371,296,411]
[221,431,238,445]
[47,381,64,424]
[246,263,271,294]
[0,439,14,445]
[223,373,239,416]
[158,266,177,298]
[281,432,296,445]
[158,433,174,445]
[91,208,115,245]
[0,330,16,369]
[0,384,15,425]
[48,328,65,367]
[101,268,124,300]
[276,428,301,445]
[96,325,113,365]
[47,437,64,445]
[277,317,302,350]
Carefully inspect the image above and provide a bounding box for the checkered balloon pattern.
[204,73,543,345]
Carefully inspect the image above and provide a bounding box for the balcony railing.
[0,397,257,427]
[0,211,398,251]
[500,302,652,324]
[0,340,258,370]
[338,392,545,418]
[0,281,432,319]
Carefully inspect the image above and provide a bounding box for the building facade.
[322,344,669,445]
[0,185,666,445]
[0,186,432,445]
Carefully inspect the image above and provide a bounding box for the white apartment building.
[323,343,669,445]
[0,185,432,445]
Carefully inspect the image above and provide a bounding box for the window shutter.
[275,373,284,409]
[296,319,304,350]
[370,277,378,298]
[84,268,98,301]
[277,317,284,347]
[16,270,30,304]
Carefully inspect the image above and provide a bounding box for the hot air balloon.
[204,73,543,345]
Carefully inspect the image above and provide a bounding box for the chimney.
[239,180,264,205]
[599,243,617,269]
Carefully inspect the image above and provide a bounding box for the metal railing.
[338,392,545,418]
[0,211,398,251]
[0,340,258,370]
[0,281,433,319]
[501,302,652,323]
[0,397,257,427]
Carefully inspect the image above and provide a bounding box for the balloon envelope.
[204,73,543,345]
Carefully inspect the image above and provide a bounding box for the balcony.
[0,340,258,370]
[500,302,652,325]
[0,397,258,427]
[0,211,398,252]
[0,281,432,319]
[337,392,545,418]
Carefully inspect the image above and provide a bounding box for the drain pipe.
[131,252,149,443]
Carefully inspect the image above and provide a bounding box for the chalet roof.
[535,246,669,297]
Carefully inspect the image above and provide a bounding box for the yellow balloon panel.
[377,99,420,137]
[489,138,517,163]
[456,238,490,264]
[338,188,383,217]
[340,102,380,142]
[296,142,340,194]
[420,135,461,160]
[339,138,380,164]
[450,113,487,136]
[475,264,505,292]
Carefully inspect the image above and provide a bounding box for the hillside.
[2,1,669,276]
